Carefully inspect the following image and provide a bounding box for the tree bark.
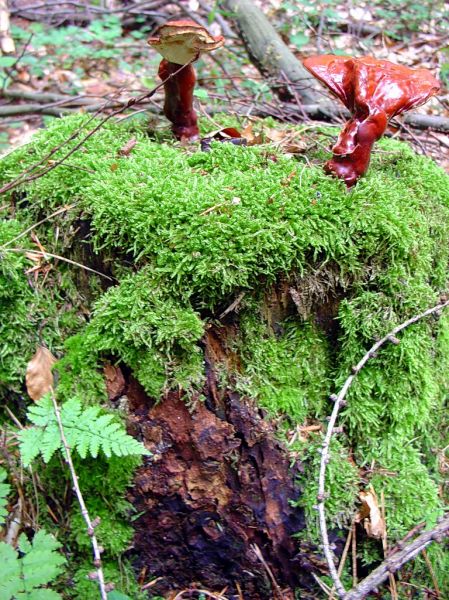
[220,0,319,103]
[125,322,327,599]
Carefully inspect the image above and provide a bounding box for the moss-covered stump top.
[1,116,449,580]
[2,115,448,304]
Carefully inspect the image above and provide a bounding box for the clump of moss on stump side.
[1,114,449,594]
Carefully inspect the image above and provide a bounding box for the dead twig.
[4,248,114,281]
[344,514,449,600]
[173,589,228,600]
[328,525,353,600]
[49,387,108,600]
[318,296,449,598]
[251,543,283,599]
[0,60,196,196]
[1,204,76,248]
[422,549,442,599]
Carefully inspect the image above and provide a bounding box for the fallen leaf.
[26,346,57,402]
[241,123,264,146]
[356,489,386,539]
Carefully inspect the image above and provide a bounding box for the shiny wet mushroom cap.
[148,19,224,141]
[303,55,440,186]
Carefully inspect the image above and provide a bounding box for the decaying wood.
[125,327,325,599]
[220,0,318,103]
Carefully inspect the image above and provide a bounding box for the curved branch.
[318,297,449,598]
[344,514,449,600]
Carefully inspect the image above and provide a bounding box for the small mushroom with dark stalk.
[148,20,224,141]
[303,55,440,187]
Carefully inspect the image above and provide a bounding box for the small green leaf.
[140,76,155,90]
[0,56,17,67]
[107,591,132,600]
[193,88,209,99]
[291,32,309,48]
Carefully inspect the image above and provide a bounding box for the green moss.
[366,445,442,538]
[2,114,449,596]
[235,311,331,423]
[72,560,146,600]
[294,437,360,535]
[0,219,85,396]
[64,267,205,398]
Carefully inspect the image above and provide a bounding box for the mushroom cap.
[148,19,224,65]
[303,55,440,119]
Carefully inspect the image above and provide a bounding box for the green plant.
[0,467,11,524]
[18,395,149,466]
[0,530,66,599]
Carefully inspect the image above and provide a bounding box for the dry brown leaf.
[25,346,57,402]
[356,489,386,539]
[241,123,264,146]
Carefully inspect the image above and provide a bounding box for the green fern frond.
[0,468,11,524]
[18,396,149,467]
[0,530,65,599]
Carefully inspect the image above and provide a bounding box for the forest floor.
[1,0,448,169]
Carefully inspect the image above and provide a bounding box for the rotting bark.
[124,326,326,599]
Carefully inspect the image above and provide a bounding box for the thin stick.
[5,248,114,281]
[422,549,441,599]
[328,526,353,600]
[49,388,107,599]
[1,204,75,248]
[351,522,357,587]
[381,491,398,600]
[0,60,196,196]
[317,296,449,598]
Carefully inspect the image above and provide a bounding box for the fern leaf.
[20,531,66,591]
[17,590,62,600]
[0,468,11,524]
[19,397,149,466]
[0,541,22,598]
[17,427,46,467]
[0,530,64,600]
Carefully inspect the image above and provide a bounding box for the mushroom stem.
[326,113,387,187]
[159,59,199,141]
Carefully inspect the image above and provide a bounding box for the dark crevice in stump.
[124,331,324,598]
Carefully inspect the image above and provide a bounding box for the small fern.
[18,396,149,467]
[0,529,66,599]
[0,467,11,524]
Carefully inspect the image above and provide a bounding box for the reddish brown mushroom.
[148,20,224,141]
[303,55,440,186]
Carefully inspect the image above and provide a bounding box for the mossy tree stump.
[1,115,449,598]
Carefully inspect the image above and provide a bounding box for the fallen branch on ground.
[219,0,318,103]
[344,514,449,600]
[0,59,195,196]
[317,296,449,598]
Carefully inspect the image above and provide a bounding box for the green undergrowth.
[1,114,449,595]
